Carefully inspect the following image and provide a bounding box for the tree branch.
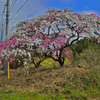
[43,53,59,61]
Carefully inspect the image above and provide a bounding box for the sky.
[0,0,100,41]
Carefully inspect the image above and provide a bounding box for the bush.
[75,49,100,68]
[9,53,30,69]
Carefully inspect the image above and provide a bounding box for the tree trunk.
[58,57,64,67]
[35,63,40,68]
[32,59,40,68]
[59,61,64,67]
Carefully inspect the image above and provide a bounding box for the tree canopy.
[0,8,100,67]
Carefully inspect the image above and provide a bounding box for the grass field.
[0,61,100,100]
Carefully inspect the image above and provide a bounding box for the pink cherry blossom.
[79,33,82,37]
[32,37,35,41]
[9,58,13,62]
[54,51,56,56]
[83,23,87,27]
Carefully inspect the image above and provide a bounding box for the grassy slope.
[0,63,100,100]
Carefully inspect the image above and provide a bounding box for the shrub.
[70,37,100,57]
[9,53,30,69]
[76,49,100,68]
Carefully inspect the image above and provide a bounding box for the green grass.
[0,90,88,100]
[1,67,100,100]
[1,82,100,100]
[60,69,100,99]
[0,90,67,100]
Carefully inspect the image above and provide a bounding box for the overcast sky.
[0,0,100,41]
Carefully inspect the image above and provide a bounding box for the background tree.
[70,37,100,58]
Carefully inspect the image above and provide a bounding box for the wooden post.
[8,62,9,79]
